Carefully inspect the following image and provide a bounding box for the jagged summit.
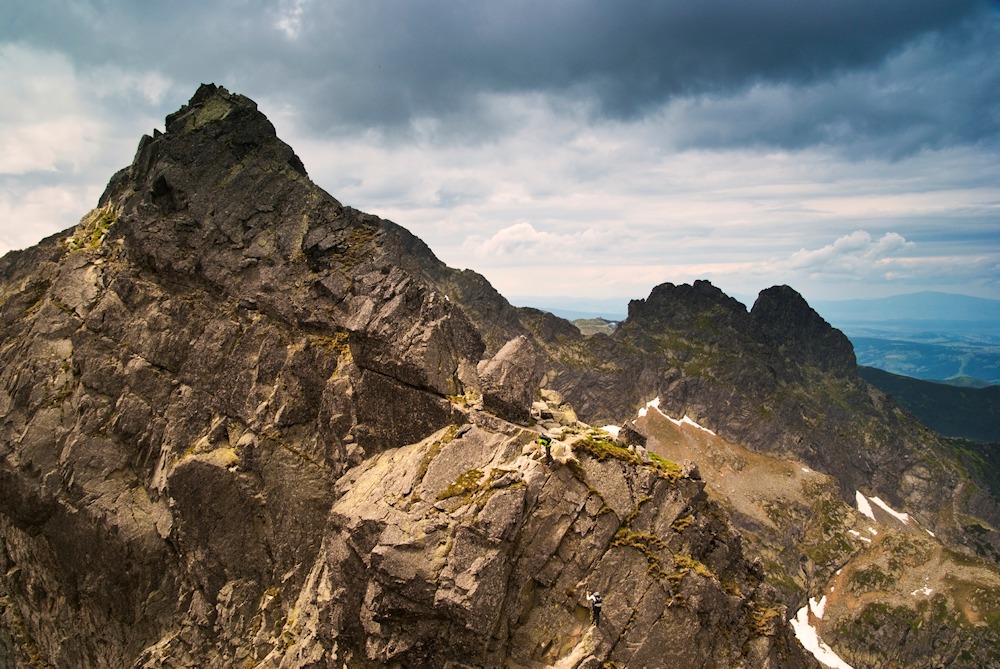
[622,280,855,374]
[751,285,856,373]
[99,83,332,291]
[625,279,749,343]
[104,83,310,221]
[2,85,1000,668]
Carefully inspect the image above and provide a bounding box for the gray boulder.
[478,335,541,423]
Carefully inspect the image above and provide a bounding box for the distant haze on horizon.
[2,1,999,304]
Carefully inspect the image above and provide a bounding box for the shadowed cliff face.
[750,285,856,375]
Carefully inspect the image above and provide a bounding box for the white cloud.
[275,0,311,39]
[0,43,176,255]
[273,90,999,302]
[84,67,172,107]
[0,184,100,251]
[0,44,102,174]
[467,221,555,258]
[739,228,1000,299]
[0,43,172,176]
[464,221,619,261]
[785,230,916,276]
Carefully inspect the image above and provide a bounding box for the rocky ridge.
[247,408,813,669]
[0,85,813,668]
[1,84,998,668]
[537,280,1000,561]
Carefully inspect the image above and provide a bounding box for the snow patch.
[601,425,621,438]
[911,586,933,597]
[926,528,936,538]
[791,606,854,669]
[635,397,716,435]
[869,496,910,525]
[809,595,827,619]
[637,397,661,418]
[802,466,812,473]
[868,527,878,536]
[674,414,717,435]
[855,492,876,521]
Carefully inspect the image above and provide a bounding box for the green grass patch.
[749,604,782,637]
[437,468,484,502]
[612,528,670,580]
[623,496,652,527]
[673,553,715,579]
[64,204,118,251]
[566,458,588,483]
[575,435,682,482]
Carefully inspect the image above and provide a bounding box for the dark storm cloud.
[288,1,987,121]
[3,1,998,301]
[4,0,997,153]
[661,20,1000,157]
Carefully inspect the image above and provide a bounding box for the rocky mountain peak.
[164,83,268,135]
[620,279,750,350]
[106,83,308,208]
[750,284,856,373]
[628,279,747,324]
[98,84,318,286]
[81,84,487,409]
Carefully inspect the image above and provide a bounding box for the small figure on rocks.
[586,591,602,626]
[538,434,553,465]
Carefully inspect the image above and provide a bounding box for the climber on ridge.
[538,434,553,465]
[587,591,602,626]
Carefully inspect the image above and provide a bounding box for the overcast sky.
[2,1,999,310]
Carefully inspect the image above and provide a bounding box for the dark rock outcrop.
[750,284,856,374]
[0,84,484,667]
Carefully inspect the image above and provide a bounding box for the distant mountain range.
[813,292,1000,332]
[812,292,1000,387]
